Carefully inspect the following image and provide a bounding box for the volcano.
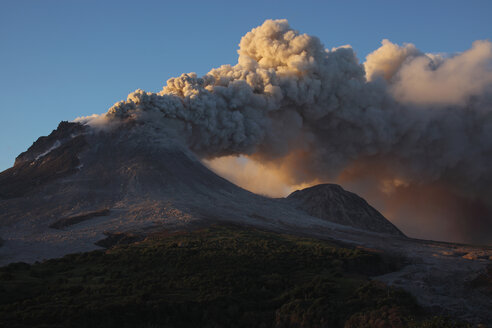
[0,121,491,324]
[0,121,403,265]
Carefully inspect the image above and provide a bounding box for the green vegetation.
[0,225,470,327]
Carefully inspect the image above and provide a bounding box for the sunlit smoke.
[203,155,319,197]
[79,19,492,243]
[389,40,492,105]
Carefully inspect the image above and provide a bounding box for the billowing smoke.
[202,155,320,197]
[79,19,492,243]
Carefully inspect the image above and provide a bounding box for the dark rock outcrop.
[287,184,404,236]
[0,122,88,199]
[15,121,86,165]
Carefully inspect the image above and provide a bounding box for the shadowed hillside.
[287,184,403,236]
[0,225,471,328]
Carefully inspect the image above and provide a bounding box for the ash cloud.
[87,19,492,243]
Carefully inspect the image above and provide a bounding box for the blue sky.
[1,0,491,171]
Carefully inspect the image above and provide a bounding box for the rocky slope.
[287,184,404,236]
[0,122,88,199]
[0,121,398,265]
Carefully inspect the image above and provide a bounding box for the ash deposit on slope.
[76,19,492,243]
[1,118,403,265]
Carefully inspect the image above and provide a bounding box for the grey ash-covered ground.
[0,121,491,325]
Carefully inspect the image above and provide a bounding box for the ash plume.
[78,19,492,243]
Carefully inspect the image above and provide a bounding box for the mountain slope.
[0,122,88,199]
[287,184,404,236]
[0,121,401,265]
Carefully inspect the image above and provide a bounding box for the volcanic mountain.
[0,121,402,264]
[0,121,491,324]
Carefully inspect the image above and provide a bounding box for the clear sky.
[1,0,491,171]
